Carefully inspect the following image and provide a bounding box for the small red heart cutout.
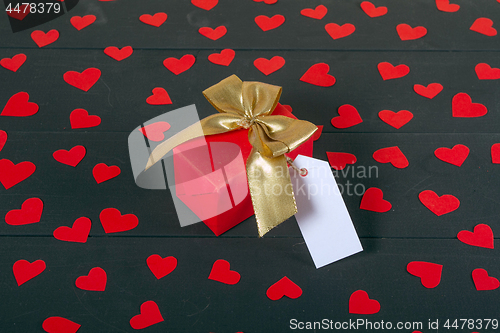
[472,268,499,290]
[492,143,500,164]
[458,224,494,249]
[326,152,357,170]
[130,301,164,329]
[312,125,323,141]
[208,259,241,285]
[70,109,101,129]
[475,63,500,80]
[255,14,285,31]
[253,0,278,4]
[147,255,177,279]
[436,0,460,12]
[418,190,460,216]
[146,88,172,105]
[70,15,96,31]
[266,276,302,300]
[413,83,443,99]
[300,5,327,20]
[0,159,36,189]
[397,24,427,40]
[5,198,43,225]
[331,104,362,128]
[13,259,46,286]
[31,29,59,47]
[407,261,443,288]
[208,49,235,66]
[99,208,138,233]
[325,23,355,39]
[378,110,413,129]
[139,121,171,141]
[42,316,81,333]
[470,18,497,36]
[104,46,133,61]
[93,163,121,184]
[75,267,107,291]
[373,146,409,168]
[378,62,410,80]
[191,0,218,10]
[360,1,387,17]
[53,217,92,243]
[198,26,227,40]
[1,53,27,72]
[349,290,380,314]
[360,187,392,212]
[0,130,6,151]
[300,63,336,87]
[1,91,39,117]
[139,13,167,27]
[163,54,195,75]
[254,56,285,75]
[452,92,487,117]
[64,68,101,92]
[53,145,86,167]
[434,144,469,167]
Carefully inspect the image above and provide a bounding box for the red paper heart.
[147,255,177,279]
[208,49,235,66]
[373,146,408,168]
[191,0,218,10]
[255,14,285,31]
[331,105,362,128]
[53,145,86,167]
[1,53,27,72]
[377,62,410,80]
[434,144,469,167]
[325,23,355,39]
[266,276,302,300]
[53,217,91,243]
[300,63,336,87]
[300,5,327,20]
[413,83,443,99]
[208,259,241,285]
[254,56,285,75]
[104,46,133,61]
[378,110,413,129]
[312,125,323,141]
[472,268,500,290]
[75,267,107,291]
[436,0,460,12]
[163,55,195,75]
[198,26,227,40]
[70,109,101,129]
[458,224,494,249]
[5,198,43,225]
[13,259,46,286]
[360,1,387,17]
[418,190,460,216]
[326,152,357,170]
[397,24,427,40]
[475,63,500,80]
[139,13,167,27]
[130,301,164,329]
[452,92,487,118]
[253,0,278,3]
[31,29,59,47]
[99,208,138,233]
[407,261,443,288]
[139,121,171,141]
[492,143,500,164]
[42,316,81,333]
[1,92,39,117]
[6,4,29,20]
[360,187,392,212]
[64,68,101,92]
[0,130,6,151]
[470,18,497,36]
[70,15,96,30]
[146,88,172,105]
[93,163,121,184]
[349,290,380,314]
[0,159,36,189]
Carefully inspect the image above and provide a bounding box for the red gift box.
[172,103,314,236]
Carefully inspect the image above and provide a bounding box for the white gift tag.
[290,155,363,268]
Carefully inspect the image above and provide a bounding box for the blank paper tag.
[290,155,363,268]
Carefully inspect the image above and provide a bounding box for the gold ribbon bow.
[145,75,317,236]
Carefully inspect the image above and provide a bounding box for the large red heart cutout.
[53,217,92,243]
[208,49,235,66]
[378,110,413,129]
[63,68,101,92]
[140,121,171,141]
[70,15,96,31]
[75,267,107,291]
[53,145,86,167]
[377,62,410,80]
[331,104,362,128]
[42,316,81,333]
[470,18,497,36]
[191,0,218,10]
[472,268,499,290]
[300,5,327,20]
[130,301,164,329]
[436,0,460,12]
[104,46,133,61]
[418,190,460,216]
[31,29,59,47]
[326,152,357,170]
[0,159,36,189]
[300,63,336,87]
[475,63,500,80]
[70,109,101,129]
[198,26,227,40]
[5,197,43,225]
[360,1,387,17]
[99,208,138,233]
[208,259,241,285]
[373,146,409,168]
[139,13,167,27]
[492,143,500,164]
[255,14,285,31]
[0,130,6,152]
[0,53,27,72]
[452,92,487,117]
[93,163,121,183]
[360,187,392,212]
[254,56,285,75]
[147,255,178,279]
[146,88,172,105]
[434,144,469,167]
[413,83,443,99]
[325,23,355,39]
[349,290,380,314]
[163,55,195,75]
[397,24,427,40]
[407,261,443,288]
[457,224,494,249]
[266,276,302,300]
[1,91,39,117]
[13,259,46,286]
